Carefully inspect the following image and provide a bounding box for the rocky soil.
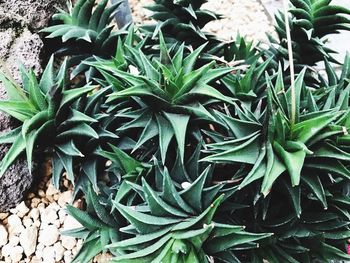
[0,163,84,263]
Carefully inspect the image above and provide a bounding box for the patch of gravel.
[0,162,83,263]
[129,0,275,42]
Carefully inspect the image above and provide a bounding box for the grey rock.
[0,0,65,212]
[0,0,66,30]
[0,145,33,212]
[6,28,43,79]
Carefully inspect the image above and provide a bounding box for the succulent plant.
[267,0,350,69]
[223,34,262,66]
[0,57,101,187]
[41,0,130,78]
[30,0,350,262]
[64,183,120,263]
[202,63,350,260]
[142,0,222,52]
[89,32,234,164]
[111,171,271,262]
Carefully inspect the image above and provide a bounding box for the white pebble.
[38,225,59,246]
[9,235,20,246]
[15,201,30,218]
[0,224,8,247]
[2,243,12,258]
[7,215,24,235]
[42,246,55,263]
[61,235,77,250]
[37,203,46,213]
[58,209,67,224]
[22,217,33,228]
[64,252,73,263]
[35,243,44,258]
[9,246,23,262]
[19,226,38,257]
[31,256,42,263]
[58,191,73,207]
[181,182,192,189]
[46,183,60,196]
[29,208,40,220]
[63,215,82,231]
[53,242,65,261]
[40,205,58,224]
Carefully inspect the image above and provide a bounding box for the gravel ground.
[0,162,84,263]
[0,1,277,262]
[130,0,275,42]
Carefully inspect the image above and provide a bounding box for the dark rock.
[0,145,32,212]
[0,0,65,211]
[0,0,66,30]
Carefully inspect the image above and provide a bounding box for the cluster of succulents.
[0,0,350,262]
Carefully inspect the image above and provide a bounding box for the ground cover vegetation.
[1,0,350,262]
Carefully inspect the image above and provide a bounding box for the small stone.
[16,201,30,218]
[35,243,44,258]
[1,243,12,258]
[9,235,20,246]
[9,207,18,214]
[129,65,139,75]
[63,215,82,231]
[94,253,113,263]
[9,246,24,262]
[42,246,55,263]
[73,199,83,209]
[38,190,45,198]
[76,239,83,251]
[0,212,9,220]
[40,204,59,224]
[33,220,41,228]
[61,236,77,250]
[53,242,65,261]
[58,209,67,224]
[47,195,54,203]
[53,220,60,228]
[19,226,38,257]
[29,208,40,220]
[7,215,24,235]
[181,182,192,189]
[30,256,42,263]
[38,225,59,246]
[30,198,41,208]
[41,198,49,205]
[53,194,59,201]
[57,191,72,207]
[27,193,35,199]
[63,178,70,188]
[63,252,73,263]
[22,217,33,228]
[0,224,8,247]
[37,203,46,213]
[46,184,60,196]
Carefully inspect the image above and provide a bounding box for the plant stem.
[283,0,296,126]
